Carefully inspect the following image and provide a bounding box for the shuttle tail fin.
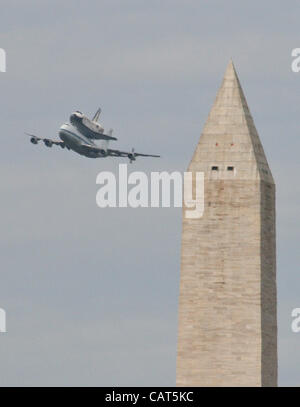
[92,108,101,122]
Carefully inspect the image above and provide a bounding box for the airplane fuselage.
[59,123,107,158]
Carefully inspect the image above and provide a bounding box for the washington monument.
[177,60,277,386]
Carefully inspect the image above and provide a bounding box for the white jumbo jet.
[27,108,160,163]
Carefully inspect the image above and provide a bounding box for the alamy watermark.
[0,308,6,333]
[291,48,300,72]
[1,49,7,332]
[0,48,6,72]
[96,164,204,218]
[291,308,300,333]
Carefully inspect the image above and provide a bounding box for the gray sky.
[0,0,299,386]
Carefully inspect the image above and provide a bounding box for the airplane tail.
[100,139,110,151]
[101,130,114,150]
[99,130,113,150]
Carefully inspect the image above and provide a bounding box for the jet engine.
[44,140,53,147]
[128,148,136,163]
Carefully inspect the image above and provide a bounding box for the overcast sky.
[0,0,300,386]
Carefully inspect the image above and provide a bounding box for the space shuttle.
[70,108,117,141]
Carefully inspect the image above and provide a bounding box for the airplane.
[26,108,160,163]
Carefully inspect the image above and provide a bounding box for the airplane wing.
[107,148,160,161]
[80,144,107,156]
[26,133,66,148]
[128,152,160,158]
[81,144,160,161]
[107,149,160,158]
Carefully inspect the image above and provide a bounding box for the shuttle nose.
[70,111,83,124]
